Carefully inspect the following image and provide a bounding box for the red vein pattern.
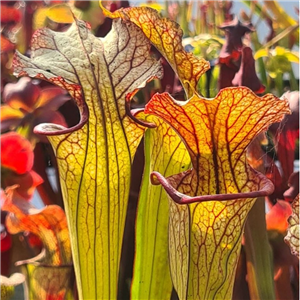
[285,194,299,258]
[13,17,162,300]
[145,87,290,299]
[102,5,210,97]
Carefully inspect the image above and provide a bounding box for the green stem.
[242,0,263,16]
[251,32,269,93]
[179,1,189,36]
[257,57,269,93]
[164,0,168,18]
[289,65,298,91]
[274,72,284,96]
[244,197,275,300]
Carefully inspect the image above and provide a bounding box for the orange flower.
[266,200,292,233]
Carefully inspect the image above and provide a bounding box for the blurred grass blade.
[244,198,276,300]
[259,25,299,50]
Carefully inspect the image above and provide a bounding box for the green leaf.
[131,113,191,299]
[244,198,276,300]
[254,49,269,60]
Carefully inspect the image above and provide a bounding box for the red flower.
[0,2,22,26]
[1,132,43,200]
